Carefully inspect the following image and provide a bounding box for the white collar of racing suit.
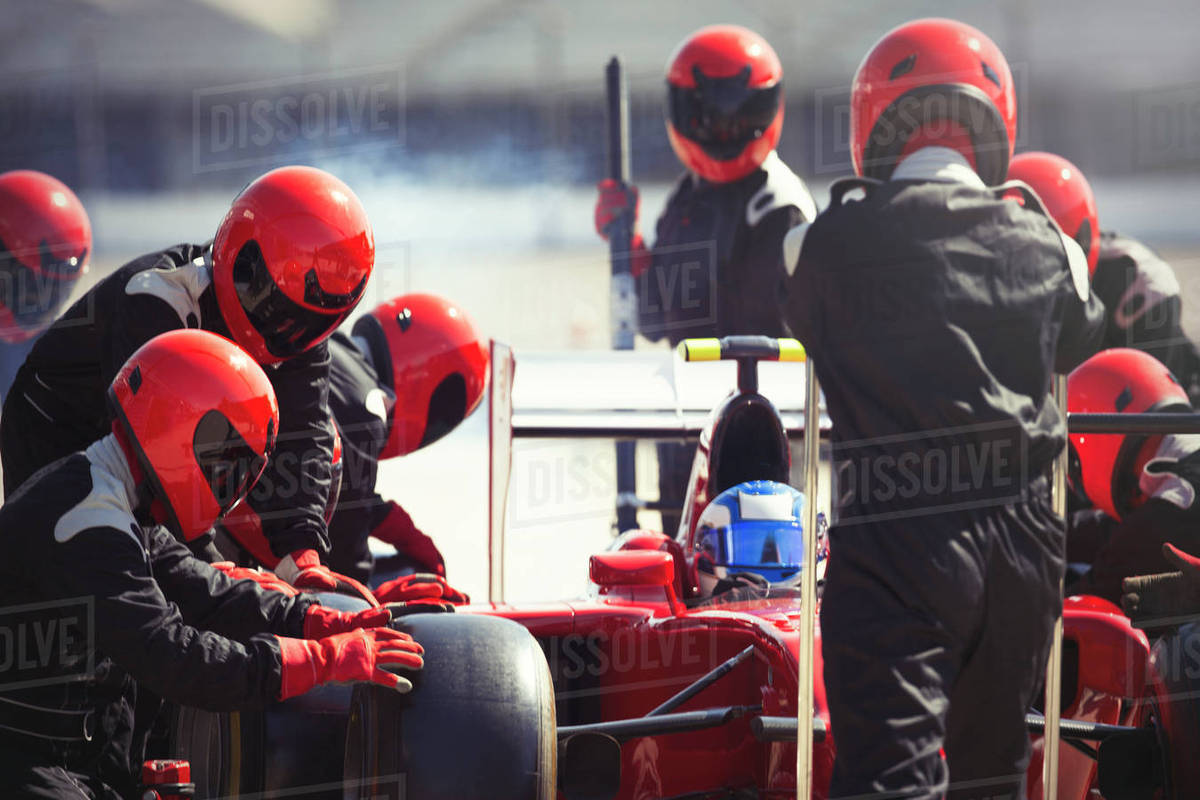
[783,146,985,276]
[87,433,140,512]
[52,433,144,547]
[891,146,986,189]
[1140,433,1200,511]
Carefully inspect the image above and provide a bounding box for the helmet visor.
[0,237,86,332]
[695,518,804,583]
[232,242,355,360]
[193,410,272,517]
[668,77,781,161]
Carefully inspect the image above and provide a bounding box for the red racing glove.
[277,549,379,606]
[595,178,639,240]
[374,573,470,606]
[594,179,651,277]
[369,503,446,577]
[303,604,393,639]
[210,562,299,596]
[275,628,423,700]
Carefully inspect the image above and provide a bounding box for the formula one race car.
[168,336,1200,800]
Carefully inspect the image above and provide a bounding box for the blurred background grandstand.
[6,0,1200,597]
[6,0,1200,338]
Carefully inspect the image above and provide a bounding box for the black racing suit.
[1068,433,1200,603]
[780,160,1105,800]
[326,332,400,580]
[0,244,336,560]
[638,151,815,535]
[1093,231,1200,401]
[0,434,313,798]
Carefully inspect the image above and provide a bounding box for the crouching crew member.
[1,165,371,594]
[0,170,92,400]
[779,19,1104,800]
[213,293,484,605]
[1008,151,1200,401]
[0,330,420,799]
[1065,347,1200,602]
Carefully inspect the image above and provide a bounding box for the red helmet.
[1068,348,1190,520]
[850,18,1017,185]
[1007,152,1100,277]
[0,170,91,343]
[352,293,489,459]
[108,329,279,542]
[665,25,784,183]
[212,166,374,365]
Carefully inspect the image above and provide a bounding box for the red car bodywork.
[472,583,1149,799]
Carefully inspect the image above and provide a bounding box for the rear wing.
[485,341,830,601]
[508,348,832,440]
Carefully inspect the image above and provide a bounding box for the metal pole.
[797,356,820,800]
[604,56,639,533]
[1042,374,1068,800]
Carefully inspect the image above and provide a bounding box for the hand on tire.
[210,561,299,596]
[303,604,392,638]
[374,573,469,606]
[277,628,423,700]
[277,549,380,606]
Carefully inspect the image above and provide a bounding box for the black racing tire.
[1146,622,1200,800]
[344,613,556,800]
[170,591,369,799]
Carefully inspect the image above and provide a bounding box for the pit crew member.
[1008,150,1200,401]
[1065,347,1200,602]
[0,170,92,400]
[594,25,817,535]
[0,330,420,799]
[0,165,371,593]
[779,18,1105,800]
[214,293,484,605]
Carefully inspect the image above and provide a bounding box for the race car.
[167,336,1198,800]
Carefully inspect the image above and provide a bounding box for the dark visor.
[233,241,357,359]
[193,410,272,516]
[0,236,87,330]
[668,67,781,161]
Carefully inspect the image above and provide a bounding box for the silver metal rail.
[1043,374,1070,800]
[797,357,821,800]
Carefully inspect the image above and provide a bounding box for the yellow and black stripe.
[677,335,806,363]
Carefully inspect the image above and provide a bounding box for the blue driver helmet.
[693,480,816,597]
